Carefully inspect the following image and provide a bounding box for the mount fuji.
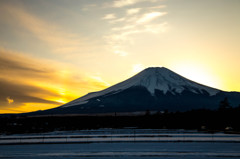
[30,67,240,115]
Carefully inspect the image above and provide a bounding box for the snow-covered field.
[1,129,240,159]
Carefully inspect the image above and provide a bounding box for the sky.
[0,0,240,113]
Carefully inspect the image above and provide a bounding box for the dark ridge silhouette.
[1,105,240,134]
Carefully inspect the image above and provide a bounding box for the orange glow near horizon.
[0,49,109,114]
[0,82,107,114]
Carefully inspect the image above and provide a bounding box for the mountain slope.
[30,67,240,115]
[62,67,219,108]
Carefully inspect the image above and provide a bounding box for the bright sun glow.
[132,64,145,74]
[55,99,67,104]
[174,64,222,89]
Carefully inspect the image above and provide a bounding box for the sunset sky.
[0,0,240,113]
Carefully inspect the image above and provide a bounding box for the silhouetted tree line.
[0,98,240,134]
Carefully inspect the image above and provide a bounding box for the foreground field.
[1,129,240,159]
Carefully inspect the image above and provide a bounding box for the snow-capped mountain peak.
[62,67,220,108]
[130,67,219,95]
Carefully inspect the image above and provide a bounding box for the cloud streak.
[112,0,157,8]
[6,97,14,104]
[136,12,167,23]
[127,8,141,15]
[1,4,92,55]
[102,14,116,20]
[0,48,109,113]
[102,0,168,56]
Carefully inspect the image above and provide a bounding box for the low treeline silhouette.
[0,106,240,134]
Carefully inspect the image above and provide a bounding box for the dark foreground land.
[1,129,240,158]
[1,142,240,159]
[1,107,240,134]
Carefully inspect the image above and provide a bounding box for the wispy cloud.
[102,0,168,57]
[112,0,157,8]
[149,5,166,9]
[0,48,109,113]
[102,14,116,20]
[110,18,126,23]
[6,97,14,104]
[127,8,141,15]
[136,12,167,23]
[1,4,91,55]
